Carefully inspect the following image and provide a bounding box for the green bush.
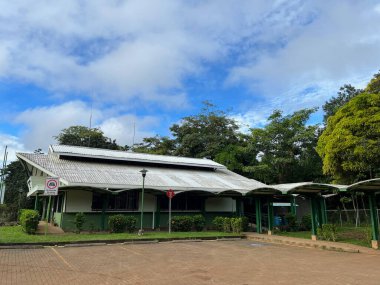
[317,224,337,242]
[213,216,225,231]
[231,217,243,233]
[19,209,39,234]
[301,214,312,231]
[171,216,193,232]
[125,216,137,233]
[74,212,86,234]
[192,215,205,231]
[241,216,249,232]
[285,213,298,231]
[109,214,127,233]
[223,217,232,232]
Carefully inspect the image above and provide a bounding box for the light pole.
[139,168,148,235]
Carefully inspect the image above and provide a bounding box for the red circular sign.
[166,189,175,199]
[46,179,58,189]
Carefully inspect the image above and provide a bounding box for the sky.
[0,0,379,162]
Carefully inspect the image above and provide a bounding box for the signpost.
[44,177,59,235]
[166,189,175,234]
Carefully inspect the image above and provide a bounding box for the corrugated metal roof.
[273,182,347,194]
[49,145,225,169]
[17,152,270,194]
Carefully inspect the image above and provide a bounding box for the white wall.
[65,190,92,212]
[139,193,156,212]
[205,197,236,212]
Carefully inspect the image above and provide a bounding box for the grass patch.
[0,226,240,244]
[277,226,371,248]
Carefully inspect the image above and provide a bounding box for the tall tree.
[3,160,34,220]
[317,92,380,184]
[322,84,362,123]
[170,102,240,159]
[365,70,380,94]
[55,126,120,150]
[245,108,323,184]
[132,136,176,155]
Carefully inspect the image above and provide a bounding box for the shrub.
[231,217,243,233]
[125,216,137,233]
[285,213,298,231]
[223,217,232,232]
[317,224,337,241]
[74,212,86,234]
[213,216,225,231]
[192,215,205,231]
[19,209,39,234]
[365,227,372,246]
[171,216,193,232]
[241,216,249,232]
[109,214,127,233]
[301,215,312,231]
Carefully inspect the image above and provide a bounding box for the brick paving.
[0,240,379,284]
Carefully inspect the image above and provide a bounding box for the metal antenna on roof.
[88,102,93,147]
[0,145,8,204]
[132,121,136,151]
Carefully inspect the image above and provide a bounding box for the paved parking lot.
[0,240,379,285]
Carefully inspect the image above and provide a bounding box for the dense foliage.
[171,216,193,232]
[19,209,39,234]
[55,126,120,150]
[317,93,380,183]
[3,161,33,220]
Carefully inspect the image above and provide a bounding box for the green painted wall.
[59,211,236,232]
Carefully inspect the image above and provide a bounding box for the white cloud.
[227,1,380,105]
[0,0,273,107]
[13,101,158,150]
[0,134,28,164]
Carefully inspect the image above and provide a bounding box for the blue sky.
[0,0,380,161]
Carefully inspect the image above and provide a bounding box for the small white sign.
[44,177,59,196]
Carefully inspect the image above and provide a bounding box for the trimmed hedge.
[109,215,137,233]
[19,209,39,234]
[213,216,243,233]
[193,215,206,231]
[125,216,137,233]
[171,216,193,232]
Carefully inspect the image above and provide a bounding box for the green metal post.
[155,195,161,229]
[368,193,379,242]
[310,196,318,239]
[290,195,296,216]
[267,198,274,235]
[321,197,328,225]
[140,176,145,231]
[46,196,52,223]
[34,194,39,211]
[255,197,262,233]
[101,194,108,231]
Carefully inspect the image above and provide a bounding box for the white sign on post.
[44,177,59,196]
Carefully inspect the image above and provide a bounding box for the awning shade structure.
[273,182,347,195]
[17,145,277,196]
[346,178,380,193]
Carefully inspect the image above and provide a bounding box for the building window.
[160,193,202,211]
[92,191,139,211]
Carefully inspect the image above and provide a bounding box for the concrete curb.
[0,235,244,250]
[245,234,360,253]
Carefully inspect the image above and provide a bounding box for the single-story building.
[16,144,278,231]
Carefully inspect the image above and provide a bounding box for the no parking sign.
[44,177,59,196]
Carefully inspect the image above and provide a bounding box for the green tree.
[322,84,362,123]
[365,70,380,94]
[170,102,240,159]
[55,126,120,150]
[317,93,380,183]
[3,161,34,220]
[246,108,323,184]
[132,136,176,155]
